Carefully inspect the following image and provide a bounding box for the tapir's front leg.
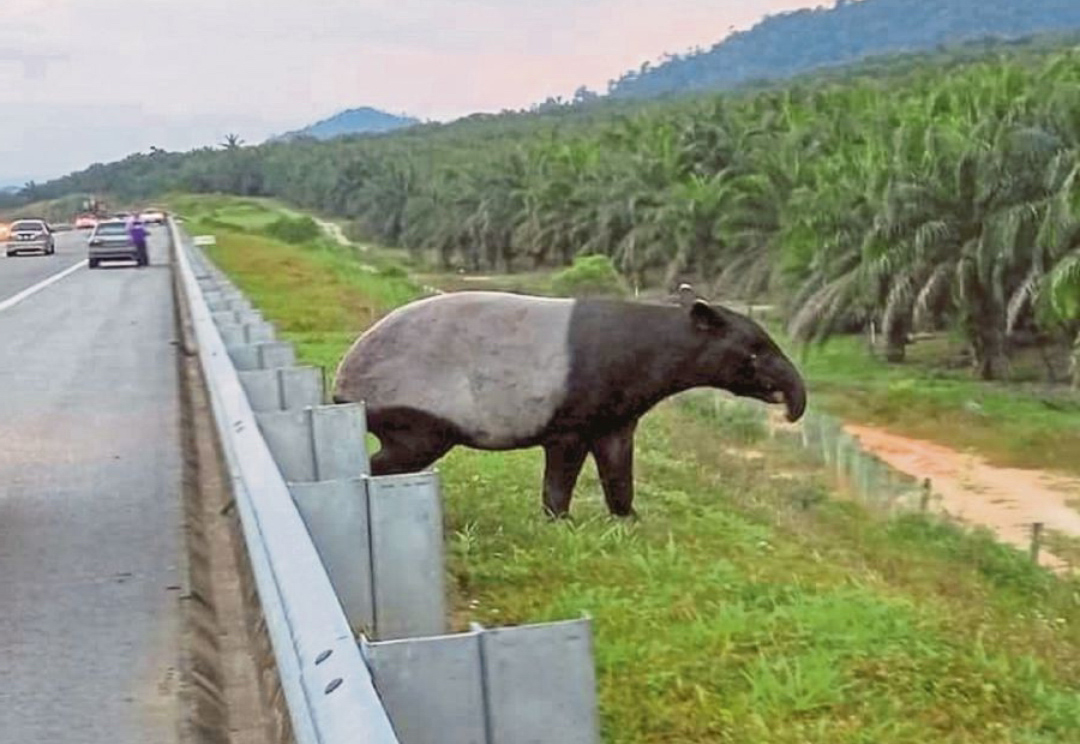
[541,436,590,519]
[591,419,638,518]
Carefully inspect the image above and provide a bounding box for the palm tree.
[221,133,244,151]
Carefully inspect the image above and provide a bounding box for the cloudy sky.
[0,0,825,185]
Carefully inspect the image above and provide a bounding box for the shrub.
[550,254,629,298]
[263,215,321,244]
[378,262,409,278]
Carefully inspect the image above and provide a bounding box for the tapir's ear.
[690,300,726,331]
[677,283,698,308]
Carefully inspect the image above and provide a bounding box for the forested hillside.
[604,0,1080,99]
[23,38,1080,383]
[272,106,420,142]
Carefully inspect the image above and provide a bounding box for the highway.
[0,228,89,303]
[0,227,183,742]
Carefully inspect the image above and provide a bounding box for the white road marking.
[0,259,87,313]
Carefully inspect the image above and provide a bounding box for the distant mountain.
[273,106,421,142]
[605,0,1080,99]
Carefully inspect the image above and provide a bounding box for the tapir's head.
[676,284,807,422]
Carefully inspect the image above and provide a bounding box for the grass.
[168,192,307,231]
[167,194,421,368]
[173,194,1080,744]
[788,332,1080,475]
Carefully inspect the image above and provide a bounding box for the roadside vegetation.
[0,193,87,224]
[173,196,1080,744]
[170,194,418,369]
[170,192,1080,476]
[18,36,1080,490]
[25,39,1080,390]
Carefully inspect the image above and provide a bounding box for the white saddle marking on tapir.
[336,291,575,449]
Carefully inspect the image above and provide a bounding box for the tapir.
[332,284,807,518]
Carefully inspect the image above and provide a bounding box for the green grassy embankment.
[171,195,1080,744]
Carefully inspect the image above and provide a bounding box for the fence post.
[1030,522,1044,563]
[920,478,932,511]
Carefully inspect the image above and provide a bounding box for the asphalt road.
[0,226,183,743]
[0,228,91,302]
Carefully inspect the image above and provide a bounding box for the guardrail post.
[228,340,297,371]
[218,318,276,345]
[361,618,599,744]
[255,404,370,483]
[241,320,276,344]
[478,618,598,744]
[291,478,375,633]
[258,403,449,638]
[207,296,252,314]
[312,404,372,481]
[240,367,324,412]
[362,631,487,744]
[367,473,447,639]
[213,309,262,326]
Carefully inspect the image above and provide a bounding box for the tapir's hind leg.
[542,436,589,519]
[591,419,638,518]
[366,408,458,476]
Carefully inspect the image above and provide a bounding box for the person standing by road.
[126,212,149,267]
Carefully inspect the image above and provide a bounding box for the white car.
[139,208,167,225]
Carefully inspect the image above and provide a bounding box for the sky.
[0,0,827,185]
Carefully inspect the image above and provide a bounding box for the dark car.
[87,219,146,268]
[5,218,56,257]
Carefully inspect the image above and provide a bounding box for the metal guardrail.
[170,218,402,744]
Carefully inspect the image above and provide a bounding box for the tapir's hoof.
[610,508,639,521]
[543,508,573,522]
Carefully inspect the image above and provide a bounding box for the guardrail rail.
[172,219,402,744]
[171,219,602,744]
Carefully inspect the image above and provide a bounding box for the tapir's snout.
[759,353,807,423]
[782,387,806,422]
[777,359,807,422]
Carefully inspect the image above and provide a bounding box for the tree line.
[23,42,1080,383]
[604,0,1080,100]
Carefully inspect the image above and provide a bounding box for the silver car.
[87,219,145,268]
[5,218,56,257]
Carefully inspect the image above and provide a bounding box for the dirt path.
[314,217,352,248]
[316,216,445,296]
[843,424,1080,572]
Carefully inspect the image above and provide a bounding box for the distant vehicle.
[74,214,98,230]
[5,218,56,257]
[87,219,146,268]
[139,207,167,225]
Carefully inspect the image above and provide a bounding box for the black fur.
[532,297,804,518]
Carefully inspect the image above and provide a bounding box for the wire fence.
[679,390,929,516]
[681,389,1077,570]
